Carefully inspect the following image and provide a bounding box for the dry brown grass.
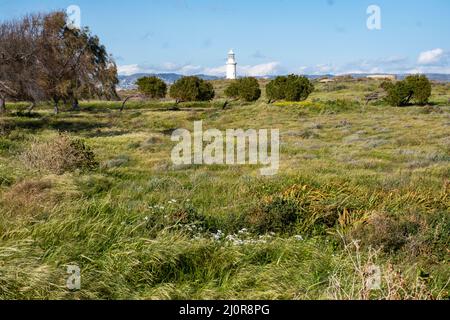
[1,179,53,216]
[20,133,98,174]
[326,235,437,300]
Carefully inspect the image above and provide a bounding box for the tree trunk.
[222,100,229,110]
[120,94,143,112]
[72,98,79,110]
[120,96,133,112]
[0,98,5,114]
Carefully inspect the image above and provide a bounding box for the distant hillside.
[118,73,221,90]
[344,73,450,82]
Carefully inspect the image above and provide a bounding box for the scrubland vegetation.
[0,78,449,299]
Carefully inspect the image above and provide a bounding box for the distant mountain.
[339,73,450,82]
[118,73,221,90]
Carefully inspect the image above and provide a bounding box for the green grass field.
[0,79,449,299]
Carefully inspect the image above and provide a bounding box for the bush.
[21,134,98,174]
[351,212,421,253]
[136,76,167,99]
[284,75,314,101]
[224,81,239,99]
[383,81,412,106]
[266,74,314,102]
[225,77,261,102]
[169,76,215,102]
[405,74,432,105]
[248,197,300,234]
[266,76,288,102]
[382,75,432,106]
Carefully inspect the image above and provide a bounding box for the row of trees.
[137,76,215,103]
[136,74,433,107]
[137,75,315,104]
[0,11,119,114]
[225,75,314,103]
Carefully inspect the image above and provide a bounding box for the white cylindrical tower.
[226,49,237,80]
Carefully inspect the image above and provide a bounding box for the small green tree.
[136,76,167,99]
[266,75,314,102]
[225,77,261,102]
[386,81,412,106]
[224,81,239,99]
[238,77,261,102]
[169,76,215,102]
[382,75,432,106]
[284,75,314,102]
[405,74,432,105]
[266,76,287,102]
[380,80,394,92]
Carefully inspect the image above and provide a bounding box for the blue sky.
[1,0,449,76]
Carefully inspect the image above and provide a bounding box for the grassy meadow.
[0,78,449,299]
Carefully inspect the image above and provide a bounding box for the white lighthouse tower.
[226,49,237,80]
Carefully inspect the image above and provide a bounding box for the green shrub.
[136,76,167,99]
[405,74,432,105]
[384,81,412,106]
[224,81,239,99]
[284,75,314,101]
[266,76,288,102]
[225,77,261,102]
[169,76,215,102]
[249,197,300,234]
[266,74,314,102]
[382,75,432,106]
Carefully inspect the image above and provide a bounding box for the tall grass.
[0,80,449,299]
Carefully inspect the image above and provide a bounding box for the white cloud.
[405,66,450,74]
[202,62,282,77]
[239,62,281,77]
[117,64,141,76]
[417,48,445,65]
[203,65,227,76]
[298,56,416,75]
[118,61,282,77]
[118,51,450,78]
